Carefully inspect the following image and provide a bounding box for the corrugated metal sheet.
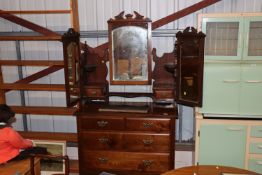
[0,0,262,139]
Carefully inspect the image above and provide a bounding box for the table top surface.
[161,165,261,175]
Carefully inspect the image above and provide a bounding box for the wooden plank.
[4,65,64,93]
[0,35,61,41]
[0,83,65,91]
[15,65,63,84]
[11,106,77,115]
[152,0,222,29]
[19,131,78,142]
[0,9,61,37]
[0,60,64,66]
[0,10,71,14]
[70,0,80,32]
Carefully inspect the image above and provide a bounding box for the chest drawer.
[80,131,123,150]
[249,142,262,154]
[126,118,171,132]
[123,133,170,152]
[251,126,262,138]
[83,151,169,173]
[79,116,125,131]
[84,86,106,98]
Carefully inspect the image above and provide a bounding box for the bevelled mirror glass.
[108,11,152,85]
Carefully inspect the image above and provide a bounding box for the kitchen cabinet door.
[240,63,262,116]
[202,17,244,60]
[198,124,247,168]
[243,17,262,60]
[200,63,241,115]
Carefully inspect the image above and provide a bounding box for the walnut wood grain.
[161,165,260,175]
[0,83,64,91]
[11,106,77,115]
[0,60,64,66]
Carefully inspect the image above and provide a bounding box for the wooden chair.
[29,154,70,175]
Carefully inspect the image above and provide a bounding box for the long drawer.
[80,131,170,152]
[83,151,170,173]
[126,118,171,132]
[79,116,125,131]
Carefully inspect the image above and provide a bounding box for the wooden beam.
[0,9,61,37]
[15,65,63,84]
[11,106,77,115]
[0,66,5,104]
[19,131,77,142]
[0,60,64,66]
[90,0,221,52]
[0,10,71,14]
[0,83,65,91]
[0,35,61,41]
[152,0,222,29]
[70,0,80,32]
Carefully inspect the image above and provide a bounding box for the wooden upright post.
[70,0,80,32]
[0,67,6,104]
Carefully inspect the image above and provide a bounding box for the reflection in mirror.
[112,26,148,81]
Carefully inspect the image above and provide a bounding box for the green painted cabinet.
[201,63,240,114]
[200,15,262,116]
[198,123,247,168]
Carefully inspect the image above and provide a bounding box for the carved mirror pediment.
[108,11,152,85]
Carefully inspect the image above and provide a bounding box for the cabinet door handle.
[226,127,243,131]
[256,161,262,165]
[142,160,153,167]
[245,80,262,83]
[257,145,262,149]
[98,157,108,164]
[97,120,108,128]
[143,139,154,145]
[143,122,153,128]
[223,80,240,83]
[98,137,109,144]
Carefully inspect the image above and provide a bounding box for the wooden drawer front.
[123,133,170,152]
[84,151,169,173]
[85,87,105,97]
[80,116,125,131]
[248,158,262,174]
[80,132,123,150]
[154,89,174,99]
[249,142,262,154]
[250,126,262,138]
[126,118,170,132]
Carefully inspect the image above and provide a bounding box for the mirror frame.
[108,11,152,85]
[62,28,81,107]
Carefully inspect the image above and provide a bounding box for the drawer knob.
[97,120,108,128]
[256,161,262,165]
[143,122,153,128]
[98,157,108,164]
[142,160,153,167]
[99,137,109,144]
[143,139,154,145]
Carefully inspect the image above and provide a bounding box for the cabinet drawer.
[154,89,174,99]
[84,87,105,98]
[123,133,170,152]
[80,131,123,150]
[126,118,170,132]
[83,151,169,173]
[249,142,262,154]
[248,158,262,174]
[79,116,125,131]
[251,126,262,138]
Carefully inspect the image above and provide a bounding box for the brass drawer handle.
[97,120,108,128]
[91,91,97,95]
[99,137,109,144]
[98,157,108,164]
[143,139,154,145]
[257,145,262,149]
[143,122,153,128]
[142,160,153,167]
